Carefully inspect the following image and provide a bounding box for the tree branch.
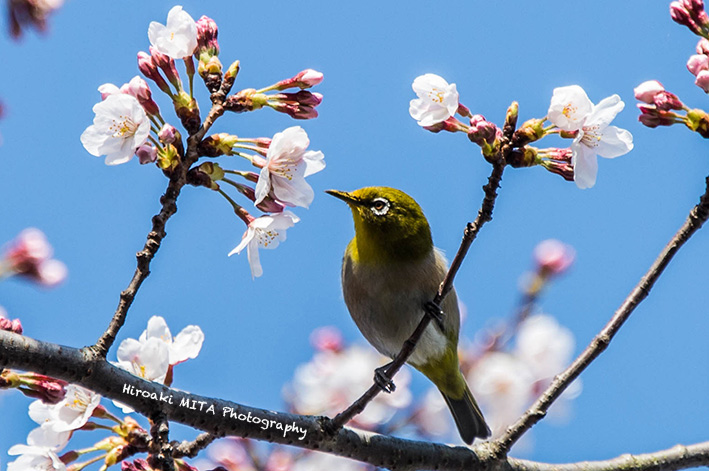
[494,175,709,454]
[1,330,708,471]
[509,441,709,471]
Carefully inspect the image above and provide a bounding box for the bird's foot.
[374,363,396,393]
[424,300,446,332]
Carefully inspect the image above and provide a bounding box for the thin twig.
[494,175,709,454]
[509,441,709,471]
[172,433,216,459]
[328,158,506,430]
[91,98,227,359]
[91,173,186,359]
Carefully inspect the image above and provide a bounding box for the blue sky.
[1,0,708,467]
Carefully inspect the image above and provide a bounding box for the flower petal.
[171,325,205,364]
[596,125,634,159]
[548,85,593,131]
[572,144,599,189]
[246,240,263,278]
[585,94,624,129]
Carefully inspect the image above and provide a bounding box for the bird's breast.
[341,248,460,366]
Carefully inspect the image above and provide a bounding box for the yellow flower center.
[562,103,577,119]
[580,125,602,148]
[427,87,445,104]
[109,115,139,139]
[256,229,279,248]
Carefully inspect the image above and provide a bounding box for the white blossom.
[80,93,151,165]
[138,315,204,365]
[148,5,198,59]
[285,344,411,428]
[548,85,633,188]
[254,126,325,209]
[228,211,300,278]
[409,73,459,126]
[28,384,101,432]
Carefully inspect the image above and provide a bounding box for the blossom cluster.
[637,0,709,137]
[409,74,634,189]
[0,228,67,287]
[5,316,204,471]
[79,6,326,278]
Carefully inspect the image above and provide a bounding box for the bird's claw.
[424,301,446,332]
[374,364,396,393]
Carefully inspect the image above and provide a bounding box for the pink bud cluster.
[0,370,67,404]
[533,239,575,277]
[0,311,22,334]
[634,81,685,128]
[537,148,575,182]
[687,39,709,92]
[2,228,67,287]
[224,69,324,119]
[671,0,709,37]
[138,50,177,95]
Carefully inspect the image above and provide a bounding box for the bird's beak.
[325,189,363,206]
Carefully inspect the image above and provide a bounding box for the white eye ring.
[371,197,390,216]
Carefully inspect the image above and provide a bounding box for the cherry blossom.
[409,73,459,127]
[80,93,151,166]
[7,427,70,471]
[229,211,300,278]
[148,5,198,59]
[1,228,67,287]
[548,85,633,189]
[284,343,411,428]
[138,315,204,366]
[254,126,325,209]
[28,384,101,432]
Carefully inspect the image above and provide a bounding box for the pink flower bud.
[468,114,498,145]
[21,373,67,404]
[196,16,219,56]
[270,102,318,119]
[696,70,709,92]
[634,80,665,103]
[3,228,67,287]
[309,326,343,352]
[540,159,575,181]
[654,91,684,111]
[150,46,181,89]
[637,104,677,127]
[121,459,153,471]
[158,124,177,144]
[291,69,324,89]
[698,38,709,55]
[0,315,22,334]
[136,144,158,165]
[533,239,575,276]
[138,51,171,94]
[688,54,709,76]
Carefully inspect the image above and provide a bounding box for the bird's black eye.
[370,197,390,216]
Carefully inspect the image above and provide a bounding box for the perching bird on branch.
[327,186,490,444]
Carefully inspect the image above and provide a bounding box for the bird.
[327,186,490,444]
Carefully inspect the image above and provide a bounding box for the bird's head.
[326,186,433,263]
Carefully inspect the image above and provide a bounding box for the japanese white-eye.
[327,186,490,444]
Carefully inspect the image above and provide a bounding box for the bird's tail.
[440,381,491,444]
